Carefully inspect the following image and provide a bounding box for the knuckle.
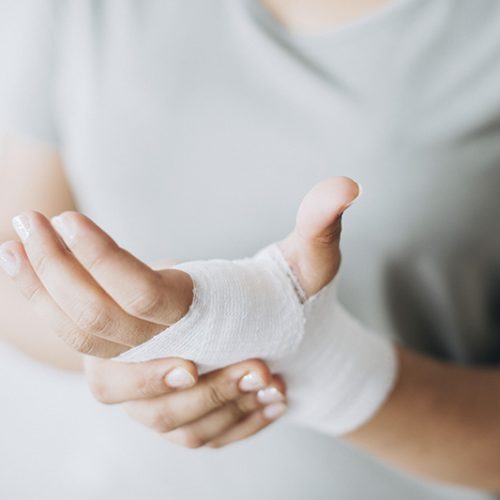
[177,429,205,449]
[75,304,113,336]
[233,397,256,416]
[124,283,164,318]
[85,240,116,273]
[206,382,229,409]
[134,370,157,399]
[87,378,112,404]
[31,253,51,276]
[315,228,341,248]
[21,283,42,302]
[150,409,177,434]
[67,333,97,355]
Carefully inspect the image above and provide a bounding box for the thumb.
[280,177,362,298]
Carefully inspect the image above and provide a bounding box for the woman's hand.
[0,177,360,358]
[0,176,360,448]
[0,210,195,357]
[0,209,289,448]
[84,356,287,448]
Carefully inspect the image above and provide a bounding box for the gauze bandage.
[117,244,397,435]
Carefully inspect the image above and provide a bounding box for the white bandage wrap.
[119,246,305,367]
[118,245,398,435]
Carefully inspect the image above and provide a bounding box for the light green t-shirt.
[1,1,500,499]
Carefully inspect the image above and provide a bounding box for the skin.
[0,142,358,447]
[4,149,500,492]
[0,138,290,446]
[1,0,500,492]
[0,136,82,369]
[261,0,391,32]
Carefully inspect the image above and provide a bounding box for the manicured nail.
[263,402,287,420]
[12,215,31,242]
[165,367,195,389]
[239,372,266,392]
[51,215,76,244]
[257,386,285,404]
[0,245,19,277]
[342,183,363,212]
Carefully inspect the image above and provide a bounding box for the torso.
[7,1,500,498]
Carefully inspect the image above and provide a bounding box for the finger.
[296,176,361,244]
[207,375,287,448]
[51,211,192,325]
[84,356,198,404]
[165,375,286,448]
[0,240,127,357]
[206,401,287,449]
[281,177,361,297]
[123,359,273,434]
[163,392,262,448]
[11,211,162,347]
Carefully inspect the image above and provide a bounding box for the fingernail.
[263,402,287,420]
[342,183,363,212]
[51,215,76,244]
[12,214,31,242]
[239,372,266,392]
[257,386,285,404]
[0,245,19,277]
[165,367,195,389]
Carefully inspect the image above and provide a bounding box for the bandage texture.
[117,244,397,435]
[118,245,305,367]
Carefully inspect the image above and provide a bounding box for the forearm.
[346,346,500,491]
[0,136,82,370]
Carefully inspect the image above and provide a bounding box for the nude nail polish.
[165,367,195,389]
[257,386,285,404]
[51,215,76,244]
[12,215,31,242]
[239,372,266,392]
[263,402,287,420]
[0,246,18,277]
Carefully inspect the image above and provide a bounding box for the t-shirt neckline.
[246,0,420,45]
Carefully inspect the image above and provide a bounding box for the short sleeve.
[0,0,59,145]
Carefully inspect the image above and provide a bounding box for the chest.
[53,1,500,268]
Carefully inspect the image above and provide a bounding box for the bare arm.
[0,135,82,370]
[347,347,500,492]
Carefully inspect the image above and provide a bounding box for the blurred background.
[1,1,500,499]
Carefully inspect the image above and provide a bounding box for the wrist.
[279,282,398,435]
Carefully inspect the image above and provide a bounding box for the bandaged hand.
[1,177,397,435]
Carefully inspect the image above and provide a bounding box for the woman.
[1,0,500,499]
